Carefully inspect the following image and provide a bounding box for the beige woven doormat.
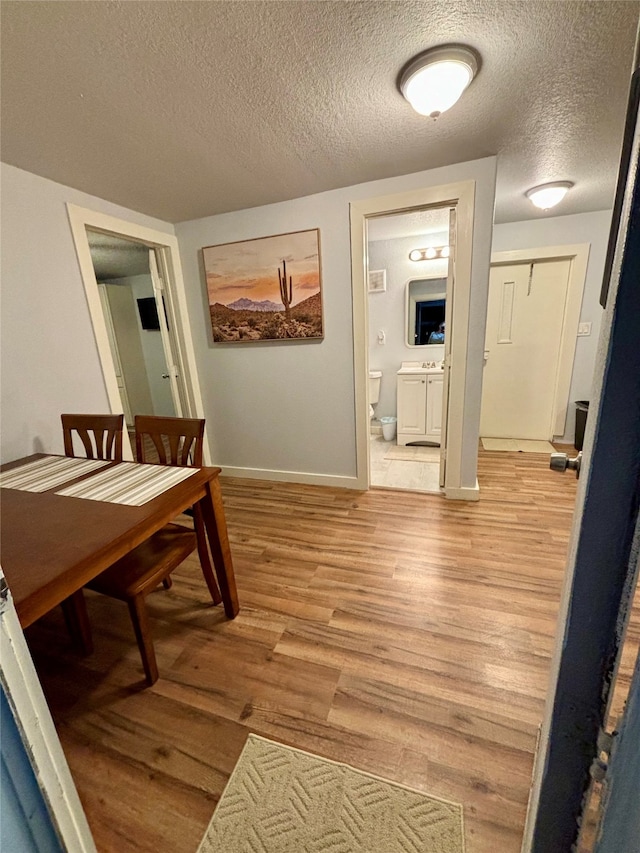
[481,438,555,453]
[198,735,465,852]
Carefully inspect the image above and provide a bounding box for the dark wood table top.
[1,453,233,627]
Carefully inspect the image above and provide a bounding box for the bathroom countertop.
[397,361,444,375]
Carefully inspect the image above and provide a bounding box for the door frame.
[489,244,589,439]
[0,570,97,852]
[66,204,210,464]
[350,180,477,498]
[521,78,640,850]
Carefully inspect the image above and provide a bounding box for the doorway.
[350,180,478,500]
[67,203,209,463]
[365,206,452,494]
[88,231,180,437]
[481,246,589,448]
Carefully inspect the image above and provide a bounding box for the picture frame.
[202,229,323,343]
[368,269,387,293]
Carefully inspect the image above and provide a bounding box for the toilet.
[369,370,382,420]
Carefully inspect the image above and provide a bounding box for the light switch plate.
[577,322,592,337]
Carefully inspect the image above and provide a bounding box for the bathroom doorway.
[365,205,453,494]
[350,180,478,500]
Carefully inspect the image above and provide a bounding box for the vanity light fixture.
[409,246,450,262]
[399,44,480,118]
[525,181,574,210]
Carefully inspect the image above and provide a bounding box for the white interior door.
[480,259,571,440]
[148,250,183,417]
[97,284,133,425]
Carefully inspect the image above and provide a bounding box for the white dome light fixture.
[399,44,479,119]
[525,181,574,210]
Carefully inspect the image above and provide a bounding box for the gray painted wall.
[175,157,497,486]
[0,163,174,463]
[1,161,601,484]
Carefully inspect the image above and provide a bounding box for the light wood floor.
[26,449,585,852]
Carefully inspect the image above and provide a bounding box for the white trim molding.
[490,244,590,439]
[0,573,97,852]
[66,204,211,464]
[350,180,477,498]
[220,465,361,490]
[444,480,480,501]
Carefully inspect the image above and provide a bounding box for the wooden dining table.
[0,454,239,645]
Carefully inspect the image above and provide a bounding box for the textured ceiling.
[1,1,639,224]
[368,208,450,242]
[87,231,150,281]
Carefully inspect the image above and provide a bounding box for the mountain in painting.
[227,297,284,312]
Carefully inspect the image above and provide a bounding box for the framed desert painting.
[203,229,323,342]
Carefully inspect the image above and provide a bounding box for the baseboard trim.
[219,465,363,490]
[444,480,480,501]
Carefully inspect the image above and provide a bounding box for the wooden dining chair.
[62,413,124,462]
[86,415,222,685]
[60,413,124,654]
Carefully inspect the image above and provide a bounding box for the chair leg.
[61,590,94,655]
[127,595,159,686]
[162,577,173,590]
[193,504,223,605]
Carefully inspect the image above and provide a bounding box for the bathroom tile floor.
[369,434,442,493]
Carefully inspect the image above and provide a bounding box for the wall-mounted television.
[137,296,160,330]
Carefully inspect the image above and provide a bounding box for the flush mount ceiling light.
[525,181,574,210]
[399,45,479,118]
[409,246,449,261]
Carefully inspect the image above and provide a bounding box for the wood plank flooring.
[25,449,586,852]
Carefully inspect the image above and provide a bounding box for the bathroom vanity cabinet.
[396,365,443,446]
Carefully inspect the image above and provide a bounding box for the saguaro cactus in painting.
[278,259,293,320]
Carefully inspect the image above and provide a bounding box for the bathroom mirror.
[406,278,447,347]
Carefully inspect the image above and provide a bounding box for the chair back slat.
[134,416,205,468]
[149,432,169,465]
[61,414,124,461]
[180,436,197,466]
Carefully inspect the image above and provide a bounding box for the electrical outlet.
[577,322,592,337]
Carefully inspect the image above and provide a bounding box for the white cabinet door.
[397,375,427,436]
[426,374,443,439]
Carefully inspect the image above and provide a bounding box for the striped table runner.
[55,462,197,506]
[0,455,110,492]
